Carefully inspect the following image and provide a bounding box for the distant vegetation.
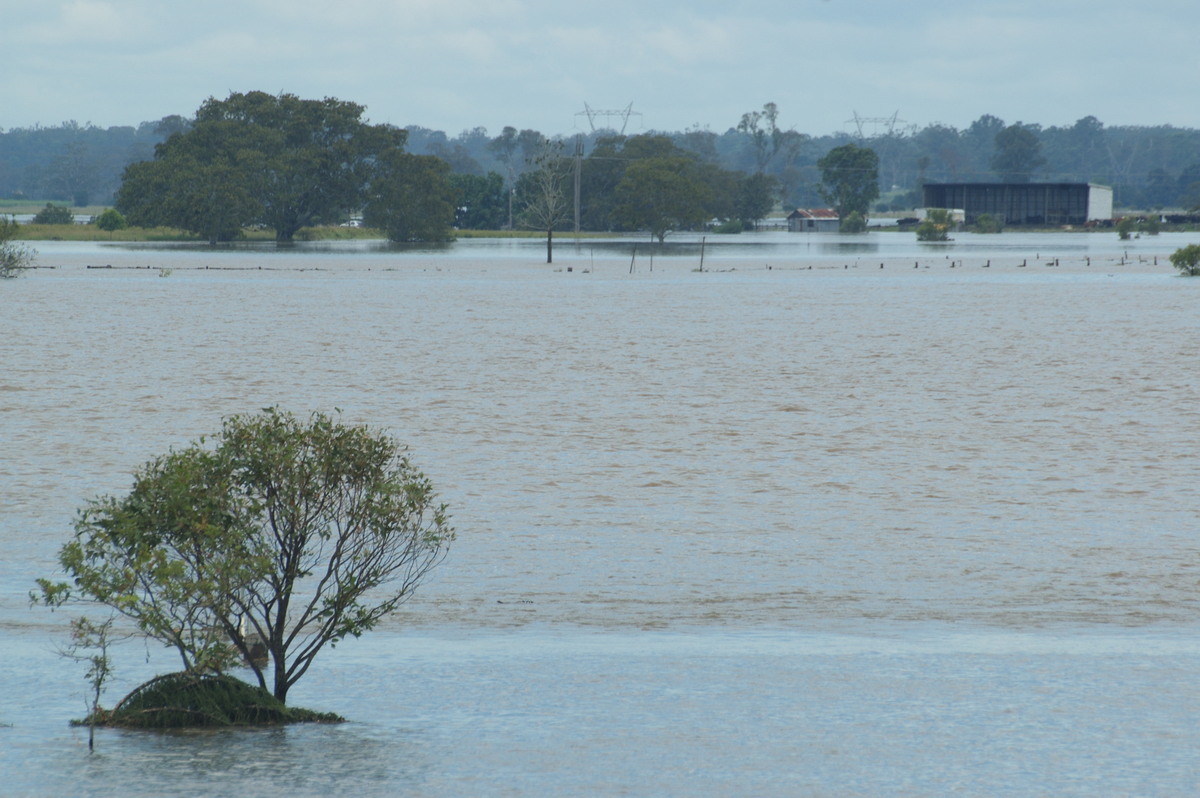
[6,97,1200,246]
[5,105,1200,215]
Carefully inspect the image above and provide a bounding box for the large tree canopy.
[613,157,712,242]
[115,92,408,243]
[37,408,453,704]
[817,143,880,230]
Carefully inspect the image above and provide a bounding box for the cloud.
[3,0,1200,135]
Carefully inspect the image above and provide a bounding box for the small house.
[787,208,840,233]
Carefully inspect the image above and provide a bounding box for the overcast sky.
[4,0,1198,138]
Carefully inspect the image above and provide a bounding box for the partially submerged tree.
[58,615,117,750]
[37,408,453,704]
[1169,243,1200,276]
[735,172,779,230]
[517,139,573,263]
[363,151,456,242]
[817,144,879,232]
[612,157,711,242]
[116,92,409,243]
[0,218,35,278]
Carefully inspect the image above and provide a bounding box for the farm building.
[921,183,1113,226]
[787,208,840,232]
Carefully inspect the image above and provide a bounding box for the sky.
[4,0,1199,138]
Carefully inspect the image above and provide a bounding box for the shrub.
[840,211,867,233]
[973,213,1004,234]
[0,218,35,278]
[916,209,953,241]
[94,208,127,232]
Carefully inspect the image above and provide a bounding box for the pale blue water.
[2,232,1198,795]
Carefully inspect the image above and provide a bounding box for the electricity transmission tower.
[846,110,910,138]
[576,103,642,134]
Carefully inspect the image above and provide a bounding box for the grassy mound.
[88,672,343,729]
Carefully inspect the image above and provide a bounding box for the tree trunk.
[546,228,553,264]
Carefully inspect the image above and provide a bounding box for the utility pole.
[574,134,583,234]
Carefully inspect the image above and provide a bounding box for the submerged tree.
[37,408,453,703]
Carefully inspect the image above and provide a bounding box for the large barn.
[921,183,1113,226]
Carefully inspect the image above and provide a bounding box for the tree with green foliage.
[735,172,779,229]
[817,144,879,231]
[991,123,1046,183]
[116,92,408,244]
[1116,216,1138,240]
[0,218,35,278]
[613,157,711,242]
[363,151,456,242]
[1169,243,1200,276]
[119,153,260,244]
[33,203,74,224]
[36,408,453,704]
[94,208,127,232]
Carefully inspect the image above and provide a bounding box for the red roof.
[787,208,839,220]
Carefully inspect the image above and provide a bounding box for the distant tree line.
[6,99,1200,231]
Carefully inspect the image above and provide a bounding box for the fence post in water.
[699,237,706,272]
[629,245,636,274]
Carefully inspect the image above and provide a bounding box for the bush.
[1117,215,1159,239]
[713,218,743,234]
[840,211,867,233]
[916,209,953,241]
[94,208,127,232]
[32,203,74,225]
[973,213,1004,234]
[1169,244,1200,276]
